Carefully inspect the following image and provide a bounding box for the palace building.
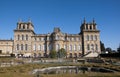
[0,19,101,58]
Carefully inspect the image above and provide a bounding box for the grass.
[0,58,120,77]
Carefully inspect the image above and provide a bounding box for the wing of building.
[0,19,101,58]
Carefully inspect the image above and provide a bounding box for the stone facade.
[0,40,13,54]
[0,19,101,58]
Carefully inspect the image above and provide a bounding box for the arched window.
[69,53,72,58]
[69,45,72,51]
[74,53,77,58]
[25,44,27,51]
[91,44,94,50]
[87,44,90,50]
[17,44,19,50]
[21,44,23,50]
[22,35,24,40]
[18,35,20,40]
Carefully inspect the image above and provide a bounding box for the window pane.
[26,35,28,40]
[21,44,23,50]
[25,44,27,50]
[33,44,36,51]
[17,44,19,50]
[22,35,24,40]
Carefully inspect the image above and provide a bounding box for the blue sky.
[0,0,120,50]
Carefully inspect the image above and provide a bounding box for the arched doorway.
[69,53,72,58]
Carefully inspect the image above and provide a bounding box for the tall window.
[86,35,89,41]
[17,44,19,50]
[69,45,72,51]
[95,35,97,40]
[33,44,36,51]
[87,44,90,50]
[74,44,77,51]
[49,44,52,51]
[91,35,93,40]
[26,35,28,40]
[64,44,67,50]
[18,35,20,40]
[74,37,76,41]
[41,37,44,41]
[91,44,94,50]
[95,44,98,50]
[21,44,23,50]
[43,44,45,51]
[78,45,81,51]
[25,44,27,51]
[38,45,41,51]
[22,35,24,40]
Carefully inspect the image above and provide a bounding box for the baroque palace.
[0,19,101,58]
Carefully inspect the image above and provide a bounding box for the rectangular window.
[43,45,45,51]
[38,45,41,51]
[21,44,23,50]
[22,35,24,40]
[69,45,72,51]
[33,44,36,51]
[18,35,20,40]
[78,45,81,51]
[25,44,27,51]
[87,44,90,50]
[26,35,28,40]
[17,44,19,50]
